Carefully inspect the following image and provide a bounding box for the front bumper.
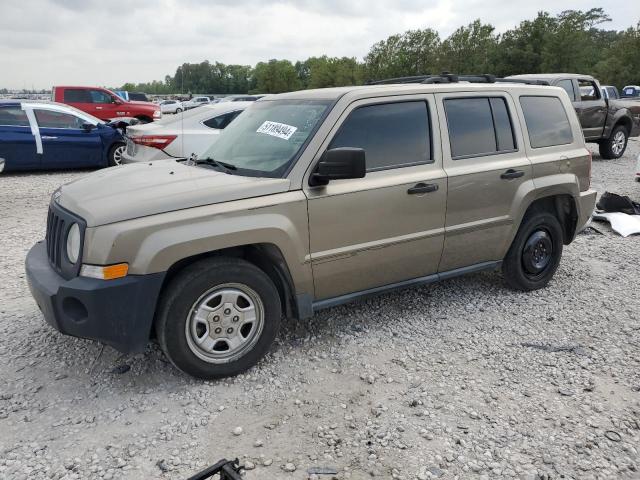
[25,241,165,353]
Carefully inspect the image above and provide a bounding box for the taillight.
[130,135,177,150]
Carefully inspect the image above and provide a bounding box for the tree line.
[120,9,639,95]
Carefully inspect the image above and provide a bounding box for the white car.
[121,102,250,163]
[159,100,183,114]
[182,96,211,110]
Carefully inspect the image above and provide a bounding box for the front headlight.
[153,110,161,118]
[66,223,81,264]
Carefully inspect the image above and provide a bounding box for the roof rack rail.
[365,72,550,86]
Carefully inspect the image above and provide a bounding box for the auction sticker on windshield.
[257,121,298,140]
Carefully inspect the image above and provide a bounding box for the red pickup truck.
[52,86,161,123]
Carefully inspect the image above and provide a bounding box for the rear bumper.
[26,241,165,353]
[576,189,597,235]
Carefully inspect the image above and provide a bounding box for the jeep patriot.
[26,77,597,379]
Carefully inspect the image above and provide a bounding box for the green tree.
[253,59,301,93]
[364,28,440,80]
[439,20,497,74]
[594,23,640,88]
[540,8,611,73]
[298,56,363,89]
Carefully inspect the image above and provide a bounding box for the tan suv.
[26,75,597,379]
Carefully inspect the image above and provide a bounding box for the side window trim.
[444,95,519,161]
[328,99,434,173]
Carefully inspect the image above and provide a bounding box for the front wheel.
[155,257,281,379]
[502,212,564,291]
[108,142,125,166]
[599,125,628,159]
[175,108,182,114]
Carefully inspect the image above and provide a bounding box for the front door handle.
[407,183,439,195]
[41,136,58,140]
[500,169,525,180]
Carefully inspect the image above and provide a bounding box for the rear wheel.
[502,212,563,291]
[108,142,125,166]
[599,125,628,159]
[176,108,182,114]
[155,257,281,379]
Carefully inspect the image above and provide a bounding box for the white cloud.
[0,0,636,89]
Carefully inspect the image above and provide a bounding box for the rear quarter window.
[0,107,30,126]
[519,96,573,148]
[63,89,91,103]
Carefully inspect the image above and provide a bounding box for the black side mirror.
[81,123,96,133]
[310,147,366,186]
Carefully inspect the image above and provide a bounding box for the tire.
[502,212,564,291]
[176,108,182,114]
[108,143,125,166]
[155,257,281,379]
[599,125,628,159]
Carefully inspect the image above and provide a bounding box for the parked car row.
[0,100,125,172]
[2,73,639,176]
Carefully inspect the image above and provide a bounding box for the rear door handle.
[41,136,58,140]
[500,169,525,180]
[407,183,439,195]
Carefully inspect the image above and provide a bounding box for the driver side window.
[89,90,113,104]
[578,80,600,101]
[34,110,85,129]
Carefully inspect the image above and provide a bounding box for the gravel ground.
[1,140,639,480]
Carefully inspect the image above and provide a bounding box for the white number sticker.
[256,121,297,140]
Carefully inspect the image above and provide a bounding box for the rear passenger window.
[330,101,431,171]
[520,96,573,148]
[556,80,576,101]
[63,89,91,103]
[0,107,30,126]
[444,97,516,158]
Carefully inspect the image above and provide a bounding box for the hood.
[128,100,158,107]
[57,160,291,227]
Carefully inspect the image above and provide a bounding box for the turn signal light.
[130,135,177,150]
[80,263,129,280]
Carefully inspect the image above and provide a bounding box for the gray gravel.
[1,141,639,480]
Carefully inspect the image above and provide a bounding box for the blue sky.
[1,0,638,89]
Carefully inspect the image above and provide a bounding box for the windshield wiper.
[198,157,237,171]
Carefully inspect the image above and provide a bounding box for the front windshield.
[201,99,331,177]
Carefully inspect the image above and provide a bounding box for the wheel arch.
[159,243,300,320]
[612,116,632,136]
[521,194,578,245]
